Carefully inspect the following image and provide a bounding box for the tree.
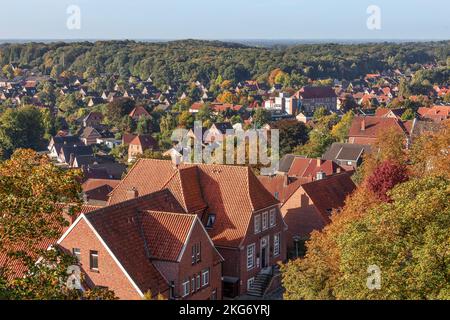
[105,98,135,126]
[281,122,450,300]
[252,108,271,129]
[136,116,150,135]
[0,150,116,299]
[178,111,194,129]
[270,120,309,156]
[0,106,45,158]
[331,111,354,142]
[365,160,409,202]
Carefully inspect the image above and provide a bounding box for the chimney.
[316,158,323,167]
[283,174,289,187]
[316,171,326,181]
[360,117,366,131]
[126,187,138,200]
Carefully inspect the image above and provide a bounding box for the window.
[274,192,279,200]
[269,209,276,227]
[196,274,201,290]
[247,244,255,270]
[192,243,201,265]
[262,211,268,231]
[89,250,98,270]
[247,277,255,290]
[202,269,210,287]
[274,233,281,257]
[206,214,216,228]
[182,280,190,297]
[191,277,196,293]
[72,248,81,262]
[254,215,261,234]
[211,290,217,300]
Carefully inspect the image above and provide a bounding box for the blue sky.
[1,0,449,40]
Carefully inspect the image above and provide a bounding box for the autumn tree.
[365,160,409,201]
[0,150,117,300]
[281,123,450,300]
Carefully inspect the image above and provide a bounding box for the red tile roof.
[129,106,150,118]
[82,179,120,192]
[0,204,99,280]
[287,157,345,180]
[348,116,410,138]
[258,175,307,204]
[130,135,158,150]
[108,159,279,247]
[301,172,356,223]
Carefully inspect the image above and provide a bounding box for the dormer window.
[206,214,216,229]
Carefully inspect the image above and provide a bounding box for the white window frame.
[182,280,190,297]
[274,233,281,257]
[262,211,268,231]
[196,274,201,290]
[202,269,210,287]
[89,250,98,271]
[254,215,261,234]
[72,248,81,262]
[269,209,276,227]
[247,243,255,270]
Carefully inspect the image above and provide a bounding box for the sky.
[0,0,449,41]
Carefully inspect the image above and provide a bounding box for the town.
[0,40,448,301]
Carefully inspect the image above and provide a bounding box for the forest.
[1,40,449,88]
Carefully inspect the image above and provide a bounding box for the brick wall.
[281,187,327,248]
[59,218,143,300]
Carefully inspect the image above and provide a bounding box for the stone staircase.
[247,268,274,297]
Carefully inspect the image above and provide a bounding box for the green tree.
[0,106,45,158]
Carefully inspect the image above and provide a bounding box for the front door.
[260,236,269,268]
[261,247,267,268]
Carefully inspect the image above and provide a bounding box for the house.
[348,116,412,145]
[322,143,372,169]
[128,135,159,162]
[417,105,450,123]
[264,93,298,115]
[204,122,234,144]
[122,133,137,146]
[287,157,346,182]
[0,204,100,281]
[57,189,223,300]
[80,127,102,146]
[280,172,356,252]
[81,178,122,206]
[83,112,103,128]
[87,97,104,107]
[58,145,94,165]
[129,106,150,120]
[48,135,83,159]
[375,107,409,119]
[294,86,337,113]
[107,159,287,297]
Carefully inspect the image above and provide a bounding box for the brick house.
[348,116,412,145]
[127,135,159,162]
[278,172,355,254]
[107,159,287,297]
[129,106,150,121]
[57,190,223,300]
[83,112,103,128]
[294,86,337,113]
